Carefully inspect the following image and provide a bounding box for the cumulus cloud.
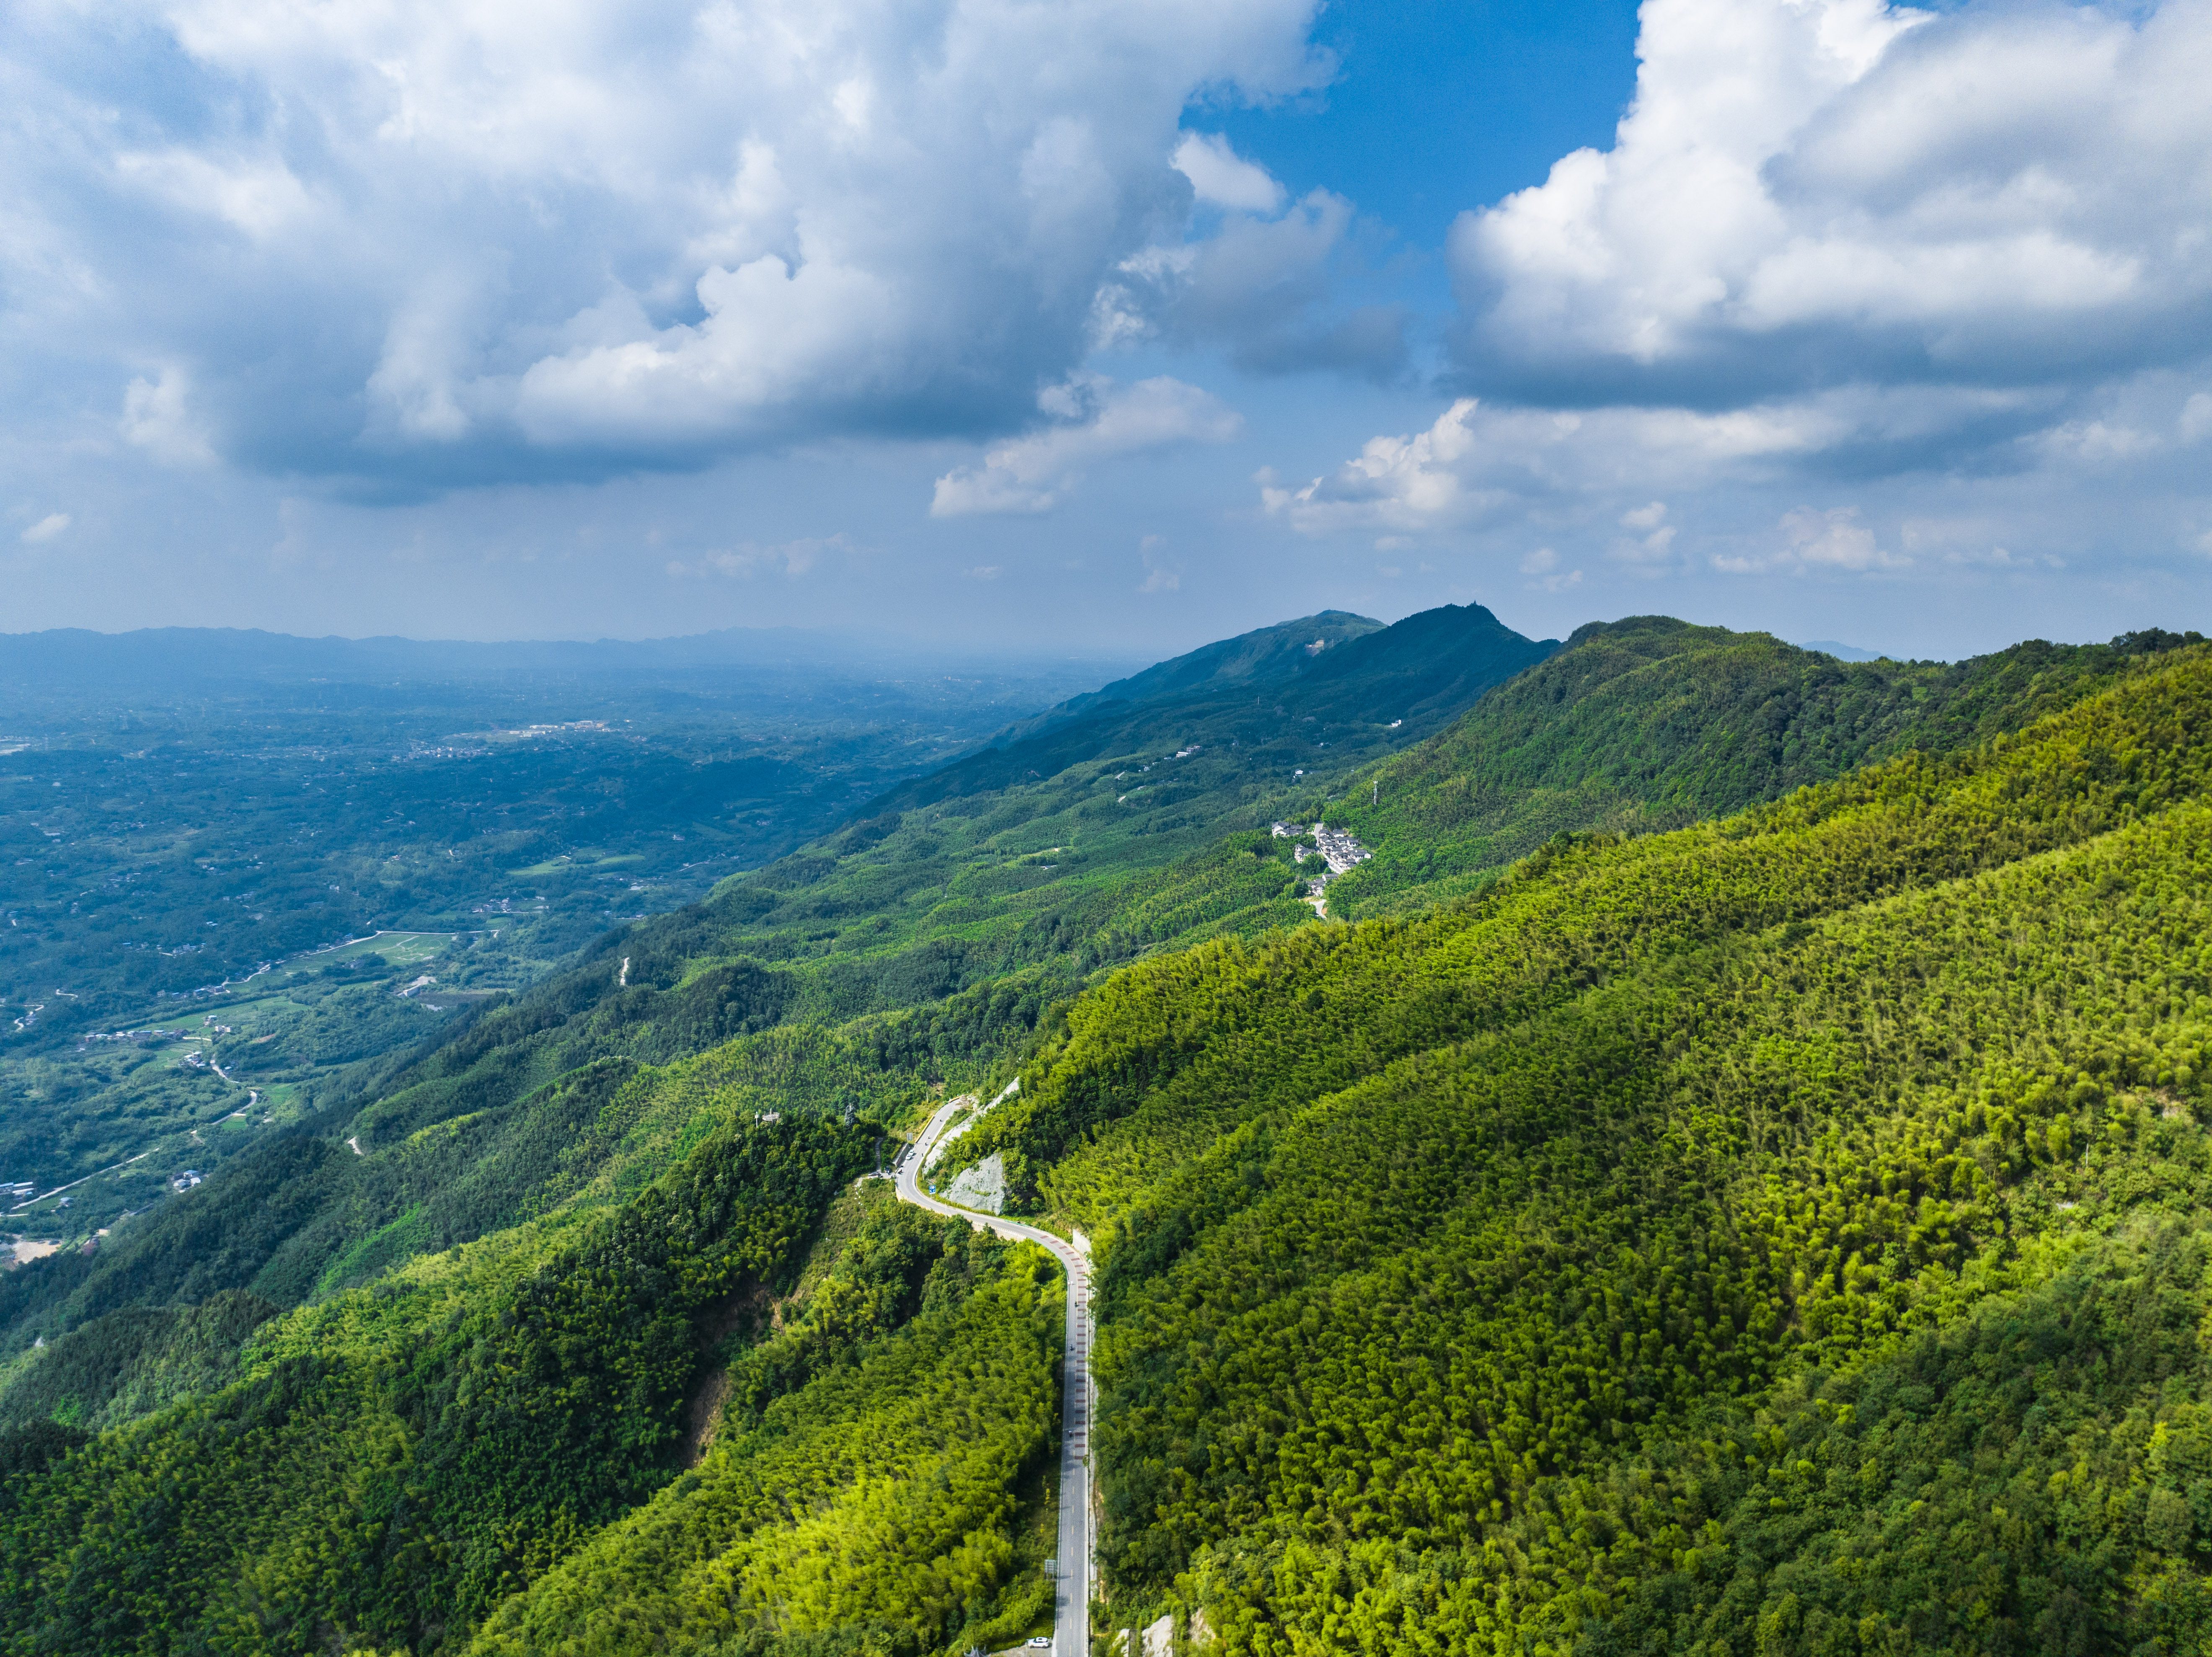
[1451,0,2212,415]
[1137,532,1184,592]
[1713,507,1908,574]
[1258,379,2209,579]
[1096,166,1408,379]
[1520,545,1582,592]
[2180,393,2212,444]
[930,374,1241,516]
[4,0,1325,489]
[1267,0,2212,587]
[19,513,71,545]
[1173,133,1285,214]
[1261,388,2021,537]
[1615,501,1678,567]
[120,369,218,467]
[1262,398,1500,535]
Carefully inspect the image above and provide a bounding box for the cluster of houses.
[81,1025,196,1045]
[1271,820,1375,905]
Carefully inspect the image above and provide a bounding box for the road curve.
[894,1094,1093,1657]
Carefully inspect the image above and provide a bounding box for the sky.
[3,0,2210,662]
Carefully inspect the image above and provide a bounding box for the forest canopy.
[4,622,2210,1655]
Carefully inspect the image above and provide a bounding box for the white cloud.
[1135,531,1183,591]
[1451,0,2212,417]
[665,533,850,579]
[1520,546,1582,592]
[5,0,1326,487]
[119,369,217,466]
[1262,398,1498,535]
[930,374,1241,516]
[20,513,71,545]
[2181,393,2212,444]
[1263,0,2212,583]
[1774,506,1903,573]
[1095,185,1407,378]
[1260,388,2019,537]
[1708,507,1907,575]
[1614,501,1678,567]
[2034,420,2164,466]
[113,149,318,241]
[1275,0,2212,585]
[1898,516,2062,568]
[1172,132,1285,213]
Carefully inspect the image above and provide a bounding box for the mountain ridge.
[981,609,1387,748]
[4,612,2210,1655]
[864,600,1555,817]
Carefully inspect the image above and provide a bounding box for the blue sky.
[1220,0,1641,254]
[3,0,2209,661]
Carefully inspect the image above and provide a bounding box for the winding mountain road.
[894,1094,1093,1657]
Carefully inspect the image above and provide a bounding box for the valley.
[0,610,2208,1657]
[0,633,1119,1259]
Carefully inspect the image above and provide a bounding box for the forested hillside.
[1320,616,2187,916]
[0,618,2175,1386]
[934,638,2212,1652]
[979,609,1387,748]
[0,1115,1071,1656]
[855,600,1554,820]
[4,614,2209,1655]
[0,603,1551,1357]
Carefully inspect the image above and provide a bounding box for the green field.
[274,929,458,973]
[508,854,645,878]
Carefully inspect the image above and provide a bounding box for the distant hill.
[1798,637,1890,661]
[875,601,1557,813]
[990,609,1386,744]
[0,623,1130,699]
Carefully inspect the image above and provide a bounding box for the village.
[1271,819,1373,913]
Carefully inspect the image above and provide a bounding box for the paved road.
[5,1150,152,1216]
[894,1094,1093,1657]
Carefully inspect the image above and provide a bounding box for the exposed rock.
[944,1151,1006,1215]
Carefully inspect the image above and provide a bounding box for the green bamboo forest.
[6,609,2212,1655]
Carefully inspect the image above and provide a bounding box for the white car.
[1025,1641,1052,1650]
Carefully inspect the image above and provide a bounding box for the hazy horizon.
[0,604,1933,669]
